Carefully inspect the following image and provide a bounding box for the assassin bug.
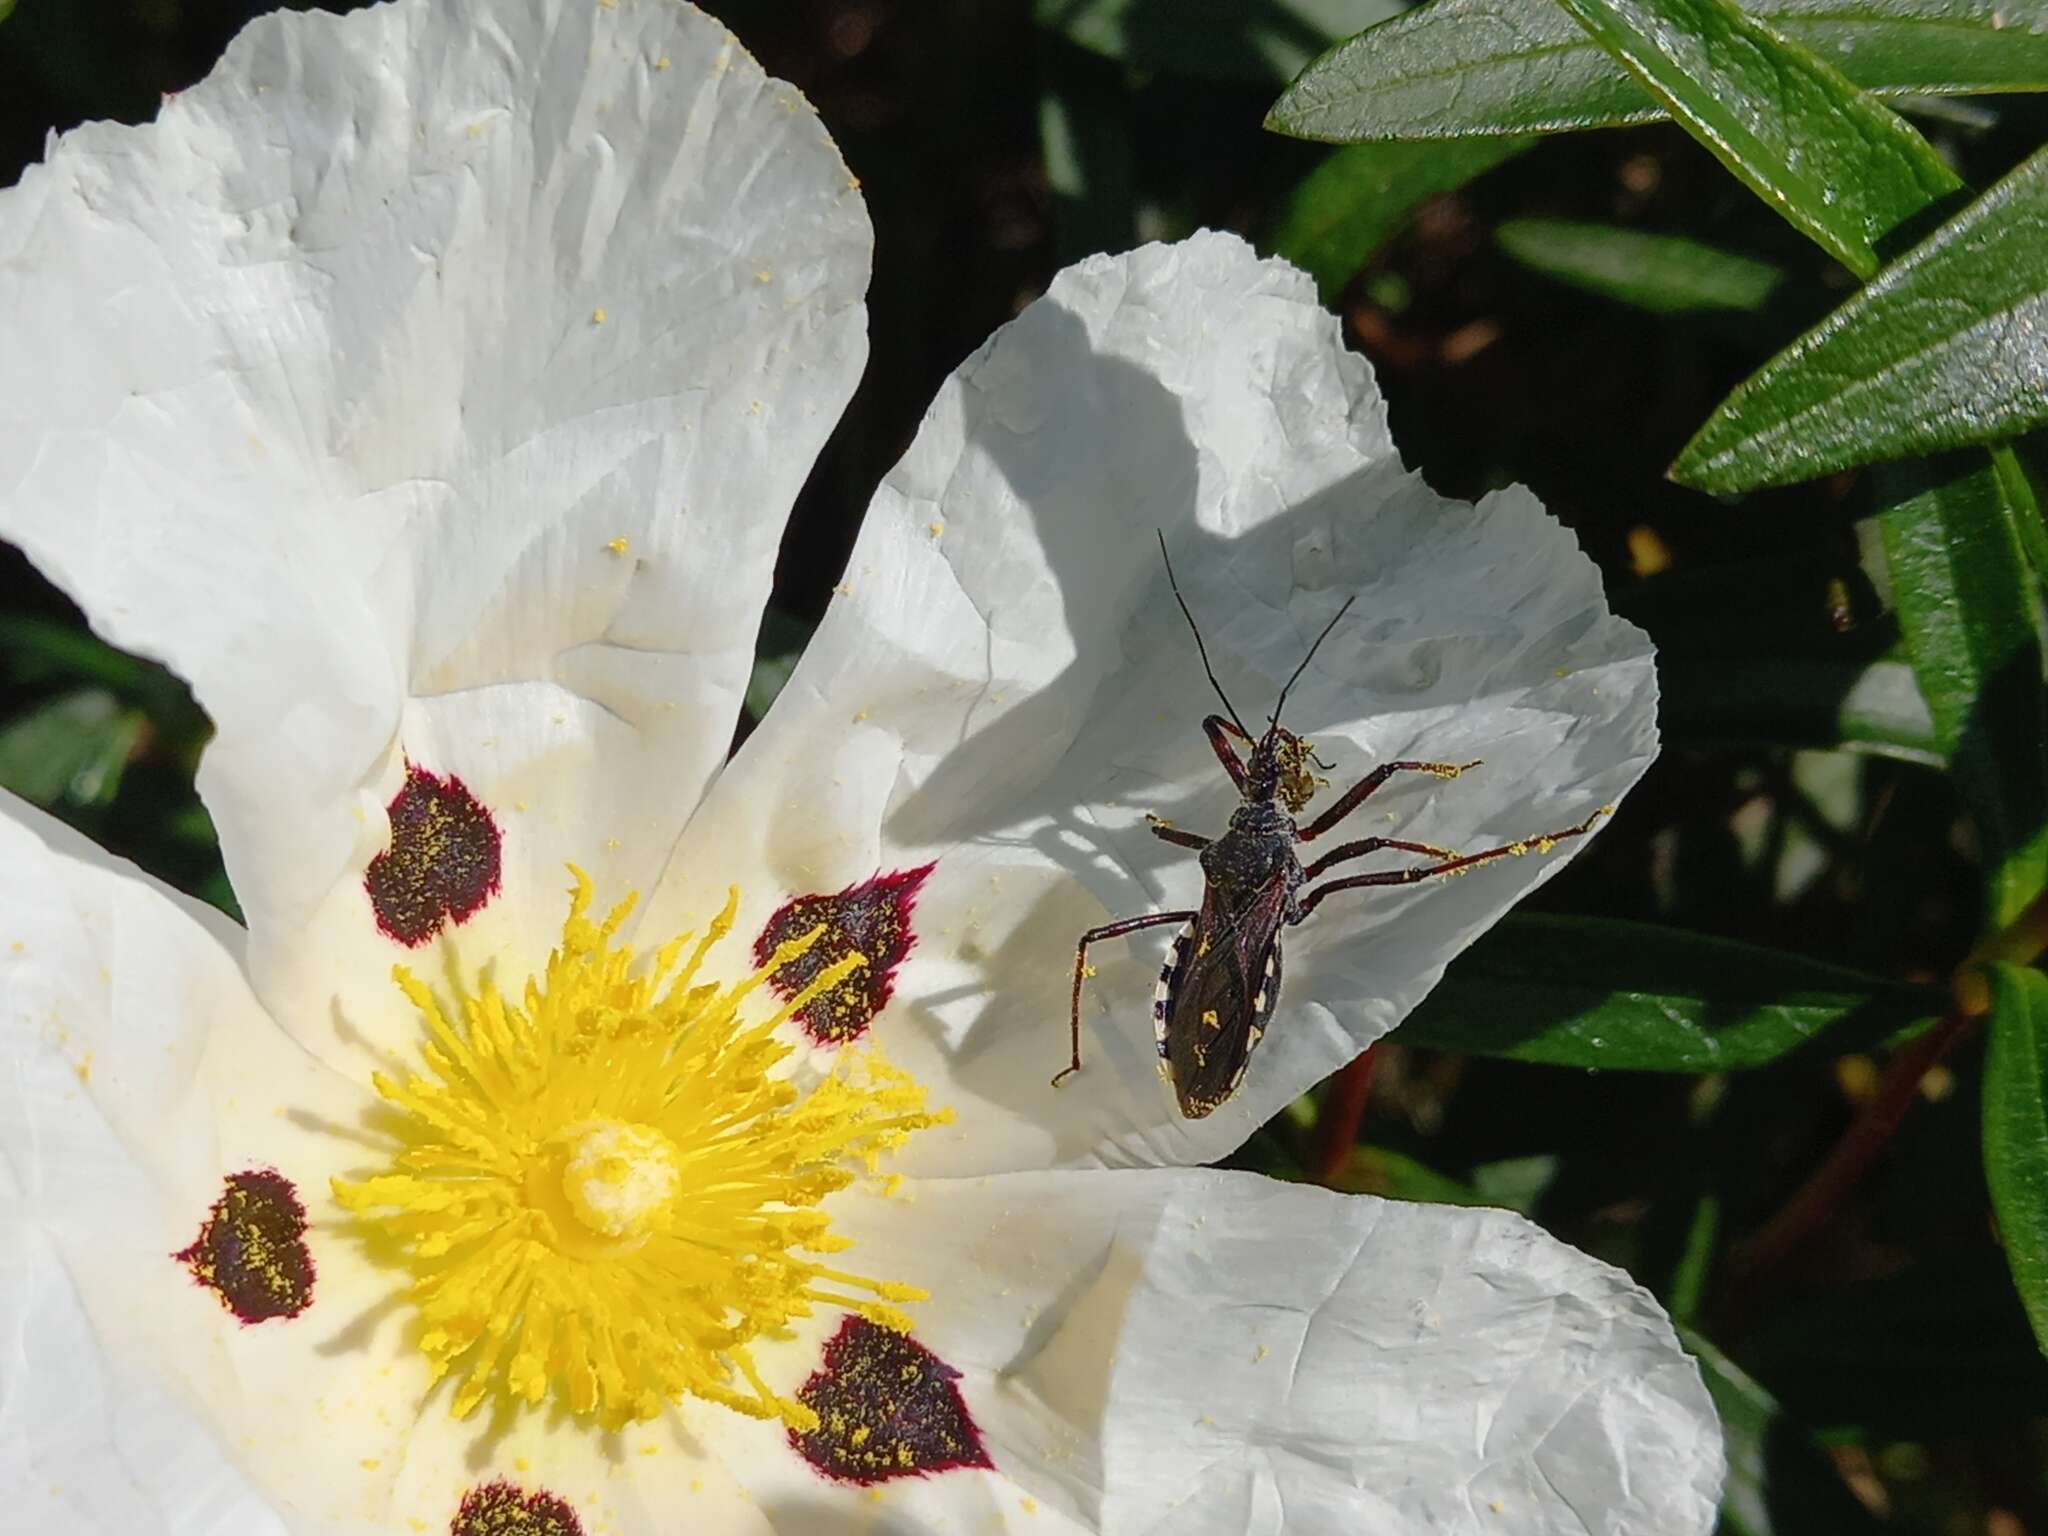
[1054,535,1609,1118]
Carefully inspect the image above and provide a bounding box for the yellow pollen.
[333,868,948,1431]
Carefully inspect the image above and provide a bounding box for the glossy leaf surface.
[1983,962,2048,1359]
[1268,0,2048,142]
[1402,914,1939,1070]
[1498,218,1788,312]
[1675,147,2048,490]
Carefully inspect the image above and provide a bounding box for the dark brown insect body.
[1056,540,1606,1118]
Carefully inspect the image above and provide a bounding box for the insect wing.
[1161,883,1286,1118]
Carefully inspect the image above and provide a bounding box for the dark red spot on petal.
[450,1482,583,1536]
[174,1168,315,1324]
[789,1316,992,1484]
[754,864,934,1045]
[365,762,502,946]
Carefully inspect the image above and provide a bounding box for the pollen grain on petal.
[755,863,935,1046]
[334,869,946,1431]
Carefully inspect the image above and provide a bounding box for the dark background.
[5,2,2048,1529]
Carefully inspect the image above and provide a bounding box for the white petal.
[0,0,870,1065]
[826,1170,1722,1535]
[0,1225,285,1535]
[371,1404,781,1536]
[649,231,1654,1172]
[0,796,438,1531]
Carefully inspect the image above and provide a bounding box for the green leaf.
[1675,147,2048,490]
[1982,961,2048,1359]
[744,607,812,722]
[1543,0,2048,927]
[1269,139,1530,298]
[1615,554,1943,761]
[1267,0,2048,142]
[1036,0,1406,82]
[1874,455,2048,924]
[1040,56,1137,265]
[1990,438,2048,581]
[1668,1196,1720,1327]
[1545,0,1961,278]
[0,689,146,809]
[0,615,156,695]
[1659,652,1942,763]
[1401,914,1941,1070]
[1682,1328,1888,1535]
[1324,1145,1493,1205]
[1469,1154,1560,1214]
[1496,219,1788,313]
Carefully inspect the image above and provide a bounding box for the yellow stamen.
[333,868,948,1431]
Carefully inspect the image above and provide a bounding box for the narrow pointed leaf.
[1875,456,2048,924]
[1543,0,1960,277]
[1675,146,2048,490]
[1659,652,1942,762]
[1983,961,2048,1360]
[1497,219,1788,312]
[0,690,147,810]
[1402,914,1941,1070]
[1271,139,1531,298]
[1536,0,2048,924]
[1267,0,2048,142]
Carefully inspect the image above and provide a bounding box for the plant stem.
[1313,1044,1380,1182]
[1727,885,2048,1287]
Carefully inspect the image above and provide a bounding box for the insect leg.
[1301,835,1458,881]
[1297,805,1610,917]
[1057,910,1199,1088]
[1146,815,1212,852]
[1203,715,1253,794]
[1296,759,1482,842]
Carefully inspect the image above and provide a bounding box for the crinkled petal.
[0,1226,285,1535]
[0,796,426,1528]
[647,231,1655,1173]
[789,1169,1721,1535]
[0,0,871,1069]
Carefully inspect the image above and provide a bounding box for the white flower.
[0,1,1722,1533]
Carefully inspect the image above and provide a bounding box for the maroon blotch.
[449,1481,583,1536]
[754,863,935,1046]
[365,762,502,946]
[174,1168,316,1324]
[788,1315,993,1484]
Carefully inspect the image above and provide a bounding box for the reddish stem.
[1726,887,2048,1290]
[1726,1005,1980,1286]
[1313,1045,1380,1182]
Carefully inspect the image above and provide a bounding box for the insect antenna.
[1268,590,1358,734]
[1156,530,1253,740]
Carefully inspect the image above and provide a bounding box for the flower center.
[334,870,946,1431]
[552,1119,681,1242]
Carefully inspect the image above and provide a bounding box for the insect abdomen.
[1160,926,1281,1118]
